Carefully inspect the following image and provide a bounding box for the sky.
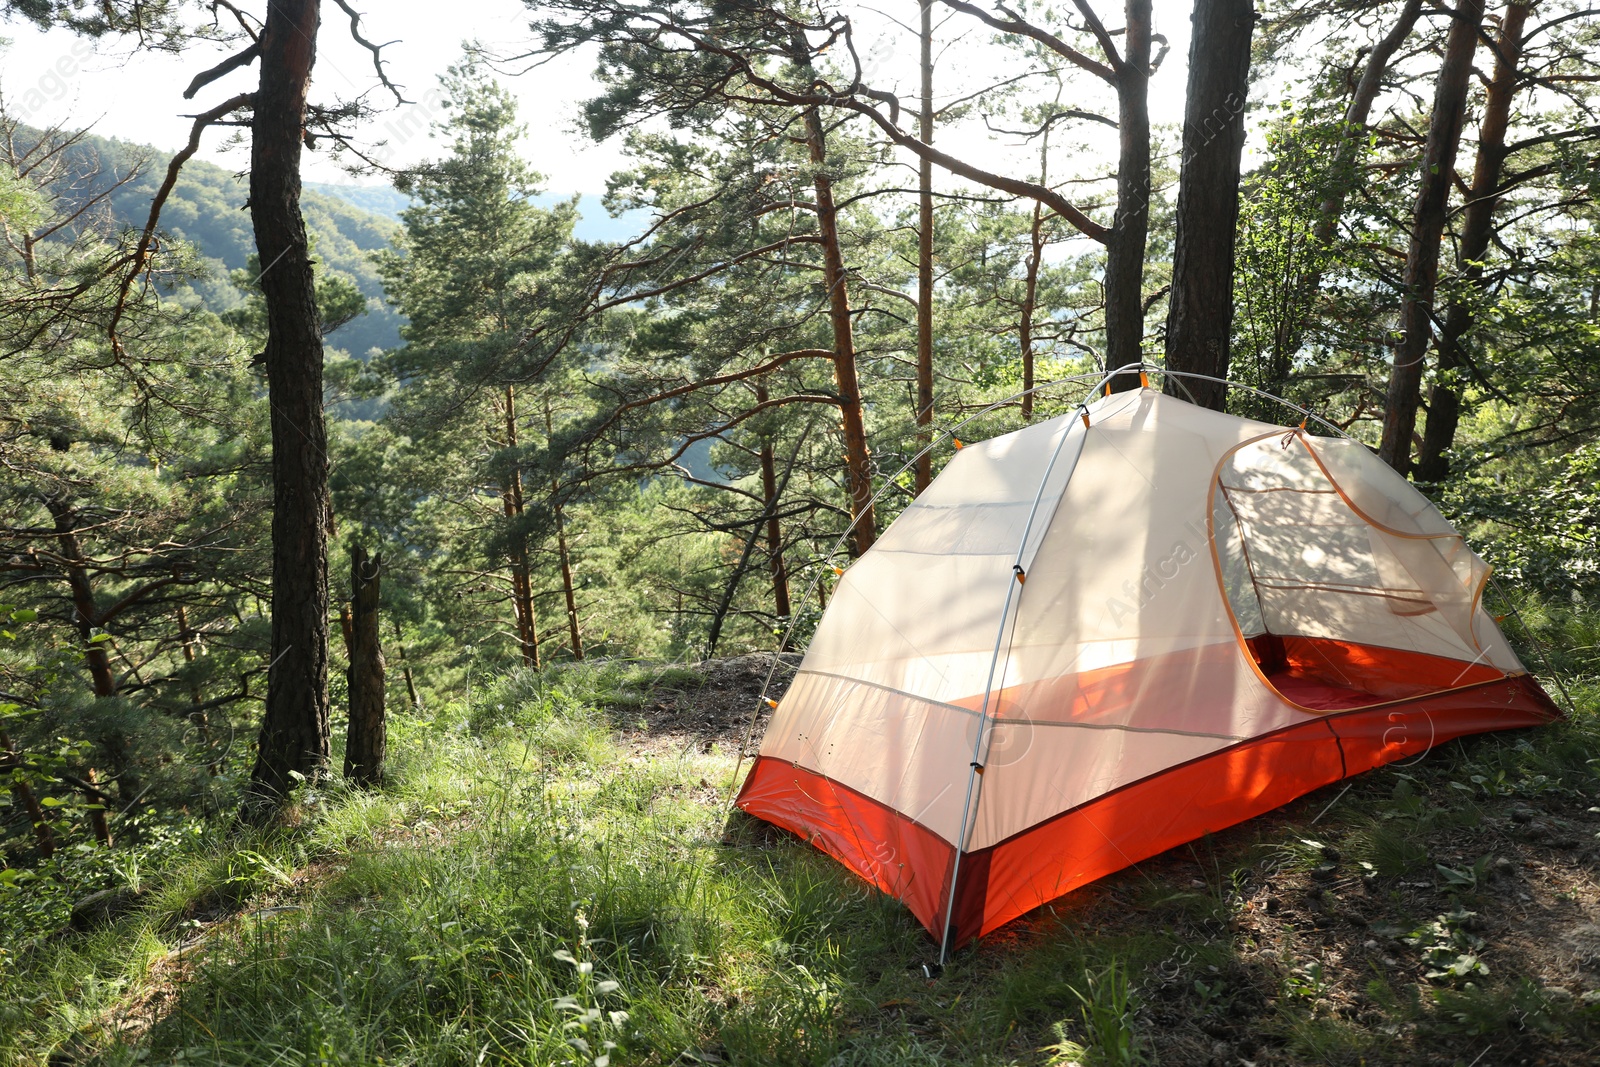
[0,1,1199,199]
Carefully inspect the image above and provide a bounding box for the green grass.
[3,687,1147,1066]
[4,613,1599,1066]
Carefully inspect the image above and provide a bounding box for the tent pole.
[937,386,1108,965]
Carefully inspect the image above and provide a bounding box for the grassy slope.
[5,637,1600,1067]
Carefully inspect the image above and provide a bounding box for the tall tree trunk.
[1276,0,1425,363]
[244,0,332,818]
[391,616,421,711]
[914,0,936,492]
[802,105,878,554]
[552,505,582,660]
[46,499,116,699]
[1415,0,1530,482]
[502,385,541,668]
[1021,81,1060,421]
[1104,0,1153,390]
[176,605,219,776]
[1020,198,1044,420]
[343,544,386,787]
[706,409,806,658]
[82,766,112,847]
[543,397,583,660]
[756,381,792,637]
[45,496,130,837]
[1314,0,1425,247]
[1164,0,1256,411]
[1378,0,1484,473]
[1,731,55,858]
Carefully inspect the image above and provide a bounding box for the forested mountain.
[65,134,404,356]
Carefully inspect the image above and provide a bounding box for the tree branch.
[108,92,254,356]
[331,0,409,105]
[182,40,261,99]
[938,0,1116,82]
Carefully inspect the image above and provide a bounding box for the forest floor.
[4,653,1600,1066]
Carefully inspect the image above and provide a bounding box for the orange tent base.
[737,673,1560,945]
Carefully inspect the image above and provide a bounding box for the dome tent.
[735,383,1560,957]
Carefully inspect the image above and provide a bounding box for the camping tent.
[735,386,1560,952]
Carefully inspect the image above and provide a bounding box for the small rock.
[1511,807,1537,824]
[1492,856,1516,878]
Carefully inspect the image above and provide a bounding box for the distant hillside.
[308,182,651,244]
[38,132,652,356]
[64,135,403,357]
[305,181,410,223]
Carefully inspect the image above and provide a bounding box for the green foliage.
[1066,959,1148,1066]
[1403,910,1490,983]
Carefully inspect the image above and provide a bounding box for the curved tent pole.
[937,366,1171,962]
[936,394,1106,964]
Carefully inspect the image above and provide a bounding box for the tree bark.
[1020,198,1044,420]
[1164,0,1256,411]
[543,397,583,660]
[44,496,130,840]
[757,381,792,637]
[1273,0,1424,365]
[1314,0,1425,248]
[1021,82,1059,421]
[1378,0,1484,473]
[343,544,386,787]
[1104,0,1153,390]
[243,0,332,818]
[1415,0,1531,482]
[1,731,55,858]
[391,616,422,711]
[705,403,805,658]
[502,385,541,668]
[45,499,116,699]
[176,605,219,776]
[802,105,878,554]
[914,0,936,493]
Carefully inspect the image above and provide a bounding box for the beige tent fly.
[736,385,1559,956]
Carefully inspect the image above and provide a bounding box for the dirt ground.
[609,652,799,759]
